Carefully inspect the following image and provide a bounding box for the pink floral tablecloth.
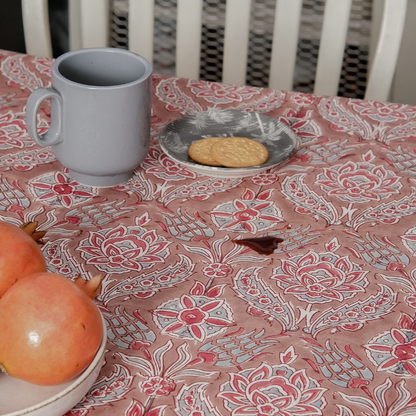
[1,49,416,416]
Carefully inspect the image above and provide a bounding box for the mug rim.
[52,47,153,89]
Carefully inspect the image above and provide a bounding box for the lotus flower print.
[316,161,401,203]
[77,225,170,273]
[272,251,368,303]
[219,363,326,416]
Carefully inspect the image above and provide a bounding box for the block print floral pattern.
[351,100,416,122]
[272,250,369,303]
[365,313,416,377]
[2,55,416,415]
[218,362,327,416]
[211,188,283,233]
[29,171,98,208]
[316,161,402,203]
[77,225,170,273]
[187,79,261,104]
[153,295,234,342]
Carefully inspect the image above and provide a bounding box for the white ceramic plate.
[159,109,298,178]
[0,313,107,416]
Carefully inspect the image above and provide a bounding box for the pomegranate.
[74,273,103,299]
[0,220,47,298]
[0,272,103,386]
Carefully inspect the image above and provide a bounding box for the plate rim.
[159,109,298,176]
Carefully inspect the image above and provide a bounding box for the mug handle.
[26,88,63,146]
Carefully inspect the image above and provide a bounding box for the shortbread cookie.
[210,137,268,168]
[188,137,223,166]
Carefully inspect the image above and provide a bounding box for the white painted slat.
[129,0,155,64]
[365,0,408,101]
[21,0,52,58]
[79,0,110,48]
[176,0,203,79]
[222,0,252,85]
[269,0,302,90]
[69,0,82,51]
[314,0,352,96]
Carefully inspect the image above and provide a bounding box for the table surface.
[1,49,416,415]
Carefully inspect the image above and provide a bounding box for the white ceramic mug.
[26,47,152,187]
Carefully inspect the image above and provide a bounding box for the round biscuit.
[210,137,268,168]
[188,137,223,166]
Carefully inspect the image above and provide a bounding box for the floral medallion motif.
[188,79,261,104]
[29,171,97,208]
[351,100,416,122]
[153,295,234,342]
[211,188,283,233]
[272,251,369,303]
[218,362,327,415]
[77,225,170,273]
[316,161,402,203]
[365,328,416,377]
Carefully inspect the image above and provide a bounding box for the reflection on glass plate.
[159,109,298,178]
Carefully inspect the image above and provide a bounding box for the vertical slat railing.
[21,0,53,58]
[79,0,110,49]
[129,0,155,64]
[222,0,252,85]
[176,0,203,79]
[268,0,303,91]
[365,0,408,101]
[314,0,352,96]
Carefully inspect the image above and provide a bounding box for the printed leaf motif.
[114,170,155,201]
[338,378,416,416]
[304,285,397,338]
[335,405,355,416]
[349,233,410,272]
[318,97,374,140]
[306,338,374,389]
[159,177,243,205]
[279,346,297,365]
[101,306,156,350]
[175,382,222,416]
[0,147,55,170]
[65,199,137,227]
[101,255,194,305]
[155,77,203,115]
[384,120,416,143]
[239,89,285,113]
[42,238,85,278]
[159,208,214,241]
[281,173,341,225]
[118,341,217,398]
[0,175,30,212]
[233,267,297,332]
[0,54,45,91]
[197,327,280,366]
[74,364,134,409]
[347,188,416,230]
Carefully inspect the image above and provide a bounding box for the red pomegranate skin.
[0,272,103,386]
[0,221,47,298]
